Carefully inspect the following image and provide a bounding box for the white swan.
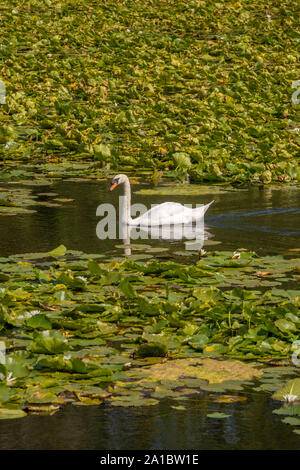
[110,174,214,226]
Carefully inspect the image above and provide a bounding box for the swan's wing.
[130,202,186,226]
[130,200,214,226]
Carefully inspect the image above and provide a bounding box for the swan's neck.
[122,177,132,224]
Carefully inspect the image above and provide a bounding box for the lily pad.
[272,379,300,401]
[48,245,67,258]
[207,412,231,419]
[31,330,69,354]
[0,408,27,420]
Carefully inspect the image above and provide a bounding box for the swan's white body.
[110,174,214,227]
[129,201,213,226]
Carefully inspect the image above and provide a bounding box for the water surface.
[1,390,300,450]
[0,181,299,450]
[0,182,299,257]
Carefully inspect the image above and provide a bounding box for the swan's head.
[110,174,128,191]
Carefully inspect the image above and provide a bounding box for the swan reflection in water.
[120,222,212,256]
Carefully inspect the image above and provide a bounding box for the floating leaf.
[27,314,52,330]
[31,330,69,355]
[48,245,67,258]
[272,379,300,401]
[0,408,27,420]
[275,319,297,333]
[119,278,136,299]
[207,412,231,419]
[282,417,300,426]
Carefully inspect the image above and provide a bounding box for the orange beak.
[110,181,118,191]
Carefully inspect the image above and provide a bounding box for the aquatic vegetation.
[272,382,300,434]
[0,1,299,183]
[0,184,76,216]
[207,412,231,419]
[0,247,299,418]
[272,378,300,402]
[135,185,239,196]
[0,187,37,215]
[143,358,262,382]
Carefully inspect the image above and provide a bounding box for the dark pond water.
[1,389,300,450]
[0,181,299,257]
[0,181,299,450]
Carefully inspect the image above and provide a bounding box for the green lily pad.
[275,319,297,333]
[31,330,69,355]
[27,314,52,330]
[0,408,27,420]
[207,412,231,419]
[272,379,300,401]
[282,417,300,426]
[48,245,67,258]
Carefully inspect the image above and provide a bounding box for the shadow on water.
[0,181,299,450]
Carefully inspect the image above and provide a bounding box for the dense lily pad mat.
[0,0,299,183]
[0,247,299,417]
